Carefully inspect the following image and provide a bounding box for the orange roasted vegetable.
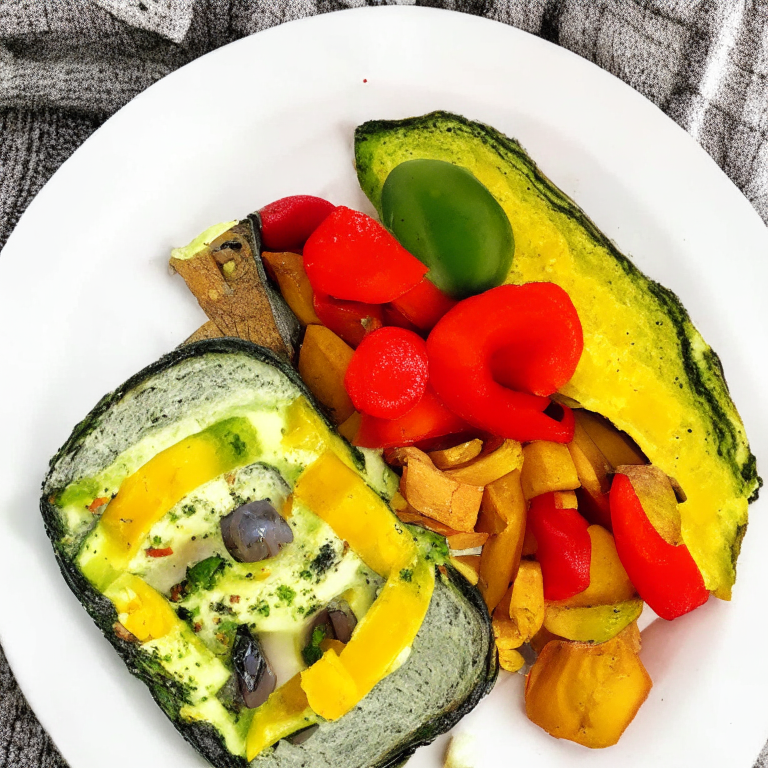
[574,409,646,468]
[429,438,483,469]
[261,251,321,326]
[520,441,580,500]
[492,561,544,650]
[551,525,637,608]
[298,325,355,424]
[525,626,652,748]
[444,439,523,486]
[401,450,483,532]
[478,470,527,611]
[450,555,481,585]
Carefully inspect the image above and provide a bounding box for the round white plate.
[1,7,766,768]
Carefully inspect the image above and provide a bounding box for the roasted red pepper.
[313,291,383,348]
[381,304,420,333]
[528,493,591,600]
[427,283,582,443]
[303,207,427,304]
[146,547,174,558]
[389,278,457,333]
[610,474,709,620]
[259,195,335,252]
[354,387,470,450]
[344,327,429,419]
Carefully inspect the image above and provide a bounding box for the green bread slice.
[41,339,497,768]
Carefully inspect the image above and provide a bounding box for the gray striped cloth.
[0,2,766,767]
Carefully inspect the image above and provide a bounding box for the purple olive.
[328,601,357,644]
[307,600,357,646]
[232,626,277,709]
[220,500,293,563]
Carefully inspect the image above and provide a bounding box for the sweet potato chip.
[498,649,525,673]
[520,441,580,500]
[445,440,523,486]
[298,325,355,424]
[447,532,489,551]
[450,555,481,585]
[261,251,320,326]
[429,439,484,470]
[478,470,527,612]
[402,452,483,532]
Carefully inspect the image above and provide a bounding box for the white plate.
[1,6,767,768]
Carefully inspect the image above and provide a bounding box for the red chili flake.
[88,496,111,513]
[363,78,368,83]
[146,546,173,558]
[438,565,448,578]
[170,583,185,603]
[193,622,202,633]
[229,595,241,604]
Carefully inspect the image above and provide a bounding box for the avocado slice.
[41,338,497,767]
[355,111,761,599]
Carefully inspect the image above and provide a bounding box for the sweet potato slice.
[444,440,523,486]
[567,421,613,527]
[402,451,483,533]
[498,649,525,673]
[450,555,481,585]
[525,625,652,748]
[298,325,355,424]
[447,532,489,551]
[429,439,483,470]
[575,410,646,467]
[478,470,527,611]
[520,441,580,500]
[493,561,545,651]
[553,490,578,509]
[261,251,320,326]
[550,525,637,608]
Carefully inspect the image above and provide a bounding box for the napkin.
[0,2,766,767]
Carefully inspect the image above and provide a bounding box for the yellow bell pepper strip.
[293,452,435,721]
[292,451,415,577]
[300,647,359,721]
[103,573,179,642]
[245,674,320,761]
[81,417,259,591]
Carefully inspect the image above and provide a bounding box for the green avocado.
[41,338,497,768]
[355,111,760,600]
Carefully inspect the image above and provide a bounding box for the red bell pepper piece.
[259,195,335,252]
[381,304,421,333]
[610,473,709,620]
[344,327,429,420]
[303,207,427,304]
[354,387,470,449]
[390,278,457,333]
[528,493,592,600]
[313,291,383,348]
[426,283,582,443]
[146,547,174,558]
